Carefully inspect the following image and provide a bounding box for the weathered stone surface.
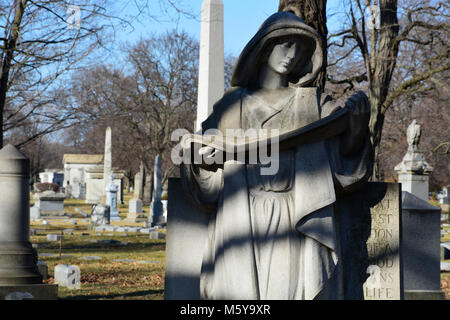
[363,183,403,300]
[0,145,42,286]
[128,199,143,215]
[165,178,209,300]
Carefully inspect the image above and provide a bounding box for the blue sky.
[112,0,346,58]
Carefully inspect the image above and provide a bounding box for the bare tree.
[326,0,449,180]
[70,30,199,183]
[0,0,196,150]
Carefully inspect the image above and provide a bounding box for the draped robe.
[182,86,372,300]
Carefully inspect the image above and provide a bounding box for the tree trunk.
[278,0,328,91]
[0,0,27,149]
[368,0,400,180]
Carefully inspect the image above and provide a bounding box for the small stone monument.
[127,163,145,221]
[0,144,57,299]
[395,120,433,201]
[33,190,66,217]
[437,186,449,213]
[54,264,81,289]
[106,173,120,221]
[150,155,165,227]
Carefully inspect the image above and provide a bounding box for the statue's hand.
[341,91,370,155]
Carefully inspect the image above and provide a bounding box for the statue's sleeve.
[179,88,242,213]
[324,93,373,194]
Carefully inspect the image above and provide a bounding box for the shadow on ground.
[60,289,164,300]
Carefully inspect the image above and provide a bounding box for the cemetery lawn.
[31,229,165,300]
[30,193,164,300]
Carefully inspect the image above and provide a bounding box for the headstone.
[106,173,120,221]
[0,145,57,300]
[30,206,41,220]
[54,264,81,289]
[395,120,433,201]
[401,191,445,300]
[150,155,165,227]
[150,231,166,240]
[128,166,144,217]
[33,190,65,216]
[363,183,403,300]
[196,0,225,131]
[46,234,63,242]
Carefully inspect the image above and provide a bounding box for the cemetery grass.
[30,193,165,300]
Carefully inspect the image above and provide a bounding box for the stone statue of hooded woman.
[181,11,372,300]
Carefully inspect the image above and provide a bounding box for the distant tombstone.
[150,155,165,227]
[106,173,120,221]
[128,170,144,217]
[439,187,449,204]
[30,206,41,220]
[46,234,63,242]
[401,191,444,300]
[54,265,81,289]
[150,231,166,240]
[33,190,65,216]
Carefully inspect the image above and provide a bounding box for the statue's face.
[267,38,302,75]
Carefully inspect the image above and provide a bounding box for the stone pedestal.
[0,145,57,299]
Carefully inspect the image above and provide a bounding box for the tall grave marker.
[196,0,224,131]
[0,145,57,299]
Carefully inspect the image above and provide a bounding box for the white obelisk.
[196,0,225,131]
[103,126,112,201]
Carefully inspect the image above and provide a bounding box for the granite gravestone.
[33,190,65,216]
[106,173,120,221]
[401,191,444,300]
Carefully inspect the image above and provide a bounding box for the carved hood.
[231,11,325,88]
